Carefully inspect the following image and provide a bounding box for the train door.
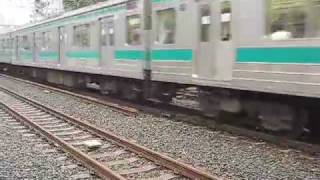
[14,36,18,62]
[216,0,234,80]
[32,32,36,62]
[150,0,197,84]
[194,0,214,79]
[9,37,14,64]
[58,26,65,65]
[194,0,234,82]
[100,16,114,68]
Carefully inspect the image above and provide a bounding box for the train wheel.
[120,82,143,101]
[288,108,309,139]
[198,89,220,118]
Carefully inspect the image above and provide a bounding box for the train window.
[127,15,141,45]
[221,1,231,41]
[267,0,320,40]
[101,19,114,46]
[3,38,11,51]
[20,35,31,50]
[200,4,211,42]
[101,21,107,46]
[15,36,19,52]
[107,21,115,46]
[38,31,57,51]
[7,39,13,50]
[0,39,4,51]
[2,39,6,50]
[73,24,90,47]
[126,0,138,10]
[156,8,176,44]
[41,32,50,50]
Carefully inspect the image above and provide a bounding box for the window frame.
[107,20,115,46]
[20,35,32,51]
[200,4,211,42]
[126,14,142,46]
[220,0,232,41]
[73,23,91,48]
[266,0,320,40]
[155,8,177,45]
[36,30,58,51]
[0,39,4,51]
[101,16,115,47]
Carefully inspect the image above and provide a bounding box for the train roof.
[1,0,128,36]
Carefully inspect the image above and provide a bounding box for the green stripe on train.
[114,50,145,61]
[0,51,12,58]
[152,0,175,3]
[66,51,99,60]
[39,51,59,61]
[151,49,193,62]
[237,47,320,64]
[114,49,193,62]
[19,51,33,61]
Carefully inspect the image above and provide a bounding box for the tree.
[32,0,51,21]
[32,0,63,22]
[63,0,108,11]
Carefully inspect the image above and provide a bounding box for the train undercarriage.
[1,63,319,140]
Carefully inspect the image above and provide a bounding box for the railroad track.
[1,73,320,155]
[0,86,218,180]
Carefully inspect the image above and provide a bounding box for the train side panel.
[232,0,320,98]
[150,0,197,84]
[0,34,13,64]
[105,0,145,80]
[63,19,100,70]
[191,0,234,86]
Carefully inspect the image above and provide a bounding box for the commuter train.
[1,0,320,137]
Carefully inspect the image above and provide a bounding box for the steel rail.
[0,99,125,180]
[0,74,138,117]
[2,74,320,155]
[0,86,220,180]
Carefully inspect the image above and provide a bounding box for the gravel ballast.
[0,76,319,179]
[0,110,96,179]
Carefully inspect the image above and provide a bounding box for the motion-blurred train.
[1,0,320,137]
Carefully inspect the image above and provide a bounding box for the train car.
[7,0,149,99]
[0,0,319,137]
[0,33,14,64]
[148,0,234,101]
[199,0,320,137]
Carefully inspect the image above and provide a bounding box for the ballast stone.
[83,140,102,149]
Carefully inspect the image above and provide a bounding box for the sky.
[0,0,34,25]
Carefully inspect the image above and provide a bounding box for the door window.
[267,0,320,40]
[101,18,115,46]
[200,4,211,42]
[156,8,176,44]
[126,15,141,45]
[107,21,115,46]
[221,1,232,41]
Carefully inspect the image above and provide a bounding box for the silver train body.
[1,0,320,136]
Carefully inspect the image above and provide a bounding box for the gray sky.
[0,0,34,25]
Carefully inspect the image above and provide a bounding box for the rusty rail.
[0,99,125,180]
[0,86,220,180]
